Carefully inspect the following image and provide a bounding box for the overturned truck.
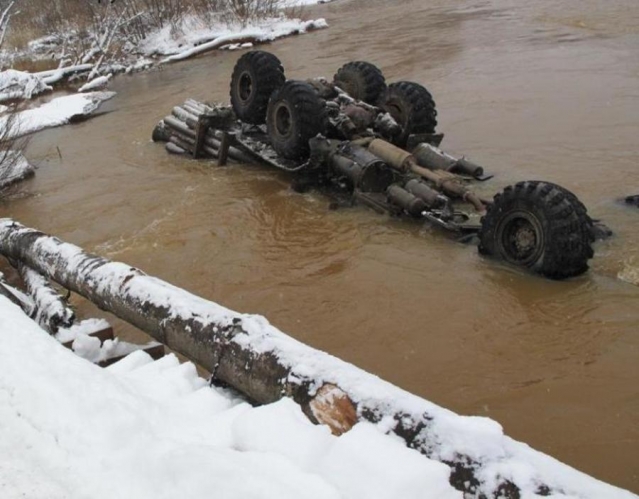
[153,51,603,280]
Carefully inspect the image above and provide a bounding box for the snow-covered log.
[159,35,259,64]
[157,19,328,64]
[0,70,52,102]
[36,64,94,86]
[0,219,633,499]
[16,263,75,334]
[78,74,112,93]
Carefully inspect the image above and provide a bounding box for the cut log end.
[308,383,358,436]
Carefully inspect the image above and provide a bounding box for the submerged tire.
[479,181,594,279]
[230,51,285,124]
[266,80,327,160]
[543,181,596,242]
[333,61,387,105]
[382,81,437,147]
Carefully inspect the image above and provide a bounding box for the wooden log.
[16,263,75,334]
[36,64,94,86]
[159,35,258,64]
[183,102,205,118]
[172,106,199,124]
[184,99,211,113]
[165,142,186,155]
[0,219,590,499]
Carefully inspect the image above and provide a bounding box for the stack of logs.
[153,99,250,164]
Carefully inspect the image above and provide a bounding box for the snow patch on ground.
[0,295,462,499]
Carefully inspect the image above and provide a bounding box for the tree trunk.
[0,219,605,499]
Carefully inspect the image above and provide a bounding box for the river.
[4,0,638,492]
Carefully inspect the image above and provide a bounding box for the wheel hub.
[514,225,536,254]
[238,72,253,103]
[496,211,544,266]
[274,103,293,138]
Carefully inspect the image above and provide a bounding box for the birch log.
[0,219,624,499]
[17,263,75,333]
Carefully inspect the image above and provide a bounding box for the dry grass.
[3,0,287,51]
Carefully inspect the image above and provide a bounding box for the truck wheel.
[542,181,596,242]
[266,80,327,160]
[478,181,594,279]
[333,61,386,105]
[230,51,285,124]
[382,81,437,147]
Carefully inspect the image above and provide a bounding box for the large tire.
[543,181,595,242]
[230,51,285,124]
[382,81,437,147]
[266,80,327,160]
[478,181,594,279]
[333,61,386,105]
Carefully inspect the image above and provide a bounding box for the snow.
[0,219,635,499]
[0,91,115,139]
[37,64,94,85]
[0,69,51,102]
[0,294,463,499]
[150,17,328,61]
[71,334,160,364]
[281,0,338,6]
[78,74,112,93]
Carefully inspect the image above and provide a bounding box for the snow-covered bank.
[143,16,327,59]
[0,6,329,90]
[0,91,114,192]
[0,295,460,499]
[0,91,115,139]
[0,220,635,499]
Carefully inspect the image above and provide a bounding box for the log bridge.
[0,219,621,499]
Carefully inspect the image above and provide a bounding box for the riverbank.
[0,0,331,95]
[0,220,635,499]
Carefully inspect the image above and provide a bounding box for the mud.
[4,0,639,492]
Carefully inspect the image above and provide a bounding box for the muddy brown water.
[2,0,638,492]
